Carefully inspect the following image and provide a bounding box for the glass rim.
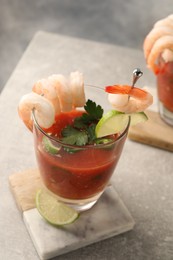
[32,109,130,149]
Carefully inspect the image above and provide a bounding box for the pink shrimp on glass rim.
[143,15,173,74]
[18,92,55,131]
[18,71,86,131]
[147,35,173,74]
[143,26,173,61]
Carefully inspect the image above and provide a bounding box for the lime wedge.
[42,136,60,154]
[129,111,148,126]
[36,189,79,226]
[95,110,148,138]
[95,110,129,138]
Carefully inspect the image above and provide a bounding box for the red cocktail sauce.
[157,59,173,112]
[35,110,127,200]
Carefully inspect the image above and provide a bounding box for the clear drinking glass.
[32,85,130,211]
[157,57,173,126]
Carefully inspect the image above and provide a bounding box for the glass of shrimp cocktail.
[18,70,152,222]
[32,85,129,212]
[143,14,173,126]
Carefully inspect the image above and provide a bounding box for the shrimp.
[161,49,173,62]
[147,35,173,73]
[168,14,173,20]
[69,71,86,107]
[48,74,73,112]
[154,16,173,29]
[32,78,61,115]
[18,92,55,131]
[32,72,85,114]
[105,85,153,113]
[143,26,173,60]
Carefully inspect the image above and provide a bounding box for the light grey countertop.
[0,31,173,260]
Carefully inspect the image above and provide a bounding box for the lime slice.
[129,111,148,126]
[42,136,60,154]
[36,189,79,226]
[95,110,129,138]
[95,110,148,138]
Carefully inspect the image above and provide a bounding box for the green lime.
[42,136,60,154]
[95,110,129,138]
[35,189,79,226]
[95,110,148,138]
[129,111,148,126]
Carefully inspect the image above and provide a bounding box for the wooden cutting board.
[9,169,43,212]
[128,110,173,152]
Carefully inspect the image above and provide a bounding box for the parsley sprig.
[61,126,88,146]
[60,99,103,146]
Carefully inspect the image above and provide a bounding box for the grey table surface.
[0,31,173,260]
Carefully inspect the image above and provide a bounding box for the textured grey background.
[0,0,173,92]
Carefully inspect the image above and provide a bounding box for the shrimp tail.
[105,85,132,94]
[128,88,148,99]
[106,85,148,99]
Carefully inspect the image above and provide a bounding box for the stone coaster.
[23,187,135,260]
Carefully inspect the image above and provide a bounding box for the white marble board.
[23,187,135,260]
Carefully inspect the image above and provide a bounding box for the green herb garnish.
[73,99,103,126]
[61,125,88,146]
[60,99,104,146]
